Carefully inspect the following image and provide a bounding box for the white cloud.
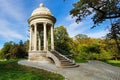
[0,0,27,41]
[67,22,85,37]
[0,30,24,40]
[0,0,24,22]
[87,30,109,38]
[63,15,88,37]
[0,0,29,49]
[0,19,25,40]
[57,15,109,38]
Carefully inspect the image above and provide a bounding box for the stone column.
[29,26,32,51]
[44,23,47,51]
[51,24,54,50]
[38,32,41,51]
[34,24,37,51]
[31,27,34,50]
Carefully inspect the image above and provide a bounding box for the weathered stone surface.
[28,51,47,61]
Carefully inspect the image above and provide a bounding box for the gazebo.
[28,3,56,61]
[28,3,78,68]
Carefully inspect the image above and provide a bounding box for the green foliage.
[54,26,69,45]
[70,0,120,27]
[105,60,120,67]
[54,26,72,55]
[106,19,120,56]
[0,41,13,59]
[0,40,28,60]
[68,0,120,60]
[0,60,64,80]
[67,34,114,61]
[0,25,119,62]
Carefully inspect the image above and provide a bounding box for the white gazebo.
[27,3,78,68]
[28,3,56,61]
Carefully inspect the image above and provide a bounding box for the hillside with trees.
[0,26,119,62]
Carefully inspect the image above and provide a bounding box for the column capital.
[33,23,37,27]
[43,22,47,26]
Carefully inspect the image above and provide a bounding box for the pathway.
[18,60,120,80]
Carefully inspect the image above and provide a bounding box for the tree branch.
[91,6,120,19]
[105,14,120,19]
[91,7,105,14]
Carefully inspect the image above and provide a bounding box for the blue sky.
[0,0,110,49]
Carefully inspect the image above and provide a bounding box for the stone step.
[61,62,75,66]
[61,64,79,68]
[54,54,63,58]
[61,61,73,64]
[58,57,66,60]
[52,53,63,58]
[59,59,70,62]
[50,50,79,68]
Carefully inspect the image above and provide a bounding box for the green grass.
[0,60,64,80]
[105,60,120,67]
[75,59,88,63]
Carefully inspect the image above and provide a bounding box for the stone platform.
[28,51,50,61]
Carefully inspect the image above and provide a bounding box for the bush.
[74,50,113,61]
[99,50,113,60]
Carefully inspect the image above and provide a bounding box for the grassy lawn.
[105,60,120,67]
[0,60,64,80]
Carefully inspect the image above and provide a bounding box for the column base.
[28,51,48,61]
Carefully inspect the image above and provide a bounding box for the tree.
[106,19,120,59]
[54,26,71,55]
[74,34,88,42]
[54,26,69,46]
[68,0,120,60]
[19,40,24,47]
[75,34,88,39]
[9,43,26,59]
[23,40,29,56]
[0,40,28,59]
[70,0,120,28]
[0,41,13,59]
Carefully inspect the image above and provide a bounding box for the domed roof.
[31,3,53,16]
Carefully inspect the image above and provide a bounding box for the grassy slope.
[105,60,120,67]
[0,60,64,80]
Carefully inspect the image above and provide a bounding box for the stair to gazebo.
[48,50,79,68]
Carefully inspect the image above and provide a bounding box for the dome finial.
[40,3,44,7]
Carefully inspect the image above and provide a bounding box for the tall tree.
[19,40,24,47]
[54,26,71,55]
[106,19,120,57]
[0,41,13,59]
[70,0,120,28]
